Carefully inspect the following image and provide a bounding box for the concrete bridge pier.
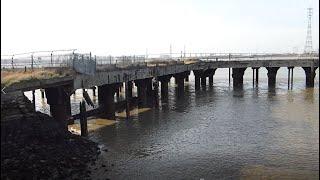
[125,81,131,118]
[302,67,318,87]
[98,86,104,107]
[232,68,246,89]
[127,81,133,98]
[174,73,185,93]
[206,68,217,87]
[174,71,189,94]
[153,78,160,107]
[287,67,294,89]
[228,68,231,86]
[116,86,120,99]
[200,76,206,89]
[32,90,36,111]
[252,67,259,87]
[266,67,280,88]
[91,86,96,96]
[145,78,154,105]
[158,75,172,100]
[185,76,189,82]
[185,71,190,82]
[40,89,45,99]
[193,70,203,90]
[209,76,213,86]
[45,86,72,129]
[146,78,153,96]
[98,83,119,119]
[134,79,149,107]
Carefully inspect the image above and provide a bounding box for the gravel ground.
[1,91,101,180]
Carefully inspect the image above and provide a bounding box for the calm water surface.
[26,68,319,179]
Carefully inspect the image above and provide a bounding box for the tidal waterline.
[25,67,319,179]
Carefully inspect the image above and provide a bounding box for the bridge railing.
[1,51,318,71]
[1,53,74,69]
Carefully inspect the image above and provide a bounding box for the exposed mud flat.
[68,107,151,134]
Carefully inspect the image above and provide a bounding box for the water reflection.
[304,88,315,103]
[267,87,277,99]
[24,72,319,179]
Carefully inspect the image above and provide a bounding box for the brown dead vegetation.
[1,68,75,87]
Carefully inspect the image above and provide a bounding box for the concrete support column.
[228,68,231,85]
[252,68,255,86]
[287,67,294,89]
[201,76,206,89]
[40,89,45,99]
[98,86,103,107]
[119,83,123,92]
[32,90,36,111]
[174,71,189,93]
[193,70,203,90]
[158,75,172,99]
[185,76,189,82]
[91,86,96,97]
[255,68,259,85]
[134,79,148,107]
[98,84,119,119]
[266,67,280,88]
[232,68,247,89]
[185,71,190,82]
[45,86,71,129]
[302,67,318,87]
[146,78,153,98]
[252,67,260,87]
[209,76,214,86]
[125,81,131,118]
[206,68,217,87]
[153,78,160,107]
[174,73,185,93]
[116,86,120,99]
[127,81,133,98]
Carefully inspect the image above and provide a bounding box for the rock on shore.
[1,91,100,179]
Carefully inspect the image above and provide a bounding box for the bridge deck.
[1,56,319,93]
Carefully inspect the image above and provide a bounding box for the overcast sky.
[1,0,319,56]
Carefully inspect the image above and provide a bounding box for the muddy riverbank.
[1,91,101,179]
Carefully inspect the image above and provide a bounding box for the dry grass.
[183,59,199,64]
[1,68,74,87]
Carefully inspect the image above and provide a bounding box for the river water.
[25,67,319,179]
